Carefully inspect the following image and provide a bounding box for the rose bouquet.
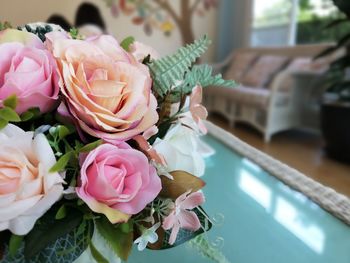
[0,22,235,263]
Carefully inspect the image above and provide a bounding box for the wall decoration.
[103,0,219,44]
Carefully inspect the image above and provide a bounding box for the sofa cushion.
[227,86,271,109]
[241,55,289,88]
[276,57,312,91]
[224,52,257,82]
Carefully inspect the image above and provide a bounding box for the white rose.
[152,124,205,177]
[0,124,64,235]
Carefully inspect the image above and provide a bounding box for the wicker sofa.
[204,44,339,142]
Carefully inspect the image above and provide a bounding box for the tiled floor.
[209,114,350,197]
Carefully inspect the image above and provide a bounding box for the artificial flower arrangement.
[0,22,234,263]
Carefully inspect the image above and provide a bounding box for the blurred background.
[1,0,350,196]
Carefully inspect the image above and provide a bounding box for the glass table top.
[128,135,350,263]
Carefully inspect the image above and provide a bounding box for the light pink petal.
[162,212,176,230]
[197,119,208,134]
[143,125,158,140]
[190,85,203,107]
[192,105,208,121]
[179,191,205,210]
[178,210,201,231]
[168,223,180,245]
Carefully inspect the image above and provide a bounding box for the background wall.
[0,0,219,62]
[216,0,253,61]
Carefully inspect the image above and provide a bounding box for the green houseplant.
[316,0,350,162]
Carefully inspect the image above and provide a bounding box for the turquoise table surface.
[128,135,350,263]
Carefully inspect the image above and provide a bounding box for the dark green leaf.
[89,242,109,263]
[79,140,103,153]
[120,221,133,233]
[0,118,8,130]
[324,18,349,29]
[120,36,135,51]
[20,111,34,122]
[95,217,133,261]
[55,205,67,220]
[20,108,40,122]
[9,234,23,257]
[0,107,20,122]
[3,95,18,110]
[58,125,71,139]
[49,151,74,173]
[336,32,350,48]
[314,46,339,60]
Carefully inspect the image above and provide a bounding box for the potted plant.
[316,0,350,162]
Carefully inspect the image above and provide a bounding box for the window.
[251,0,344,46]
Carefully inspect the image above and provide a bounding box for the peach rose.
[77,143,161,223]
[47,33,158,143]
[0,124,64,235]
[0,29,59,114]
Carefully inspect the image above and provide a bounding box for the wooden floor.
[209,114,350,197]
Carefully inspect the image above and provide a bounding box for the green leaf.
[89,242,109,263]
[149,35,211,98]
[120,221,133,233]
[70,27,79,39]
[20,111,34,122]
[0,107,20,122]
[95,216,133,261]
[9,234,23,257]
[58,125,71,139]
[49,151,74,173]
[20,107,40,121]
[55,205,67,220]
[0,118,8,130]
[3,95,18,110]
[79,139,103,153]
[120,36,135,52]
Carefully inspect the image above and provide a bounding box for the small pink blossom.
[190,85,208,134]
[162,191,205,245]
[133,135,166,166]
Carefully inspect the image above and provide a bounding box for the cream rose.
[0,124,64,235]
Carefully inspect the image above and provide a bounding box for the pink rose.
[0,29,59,114]
[77,143,161,223]
[47,33,158,143]
[0,124,64,235]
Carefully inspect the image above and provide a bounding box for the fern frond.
[149,35,211,98]
[169,64,237,103]
[182,64,237,94]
